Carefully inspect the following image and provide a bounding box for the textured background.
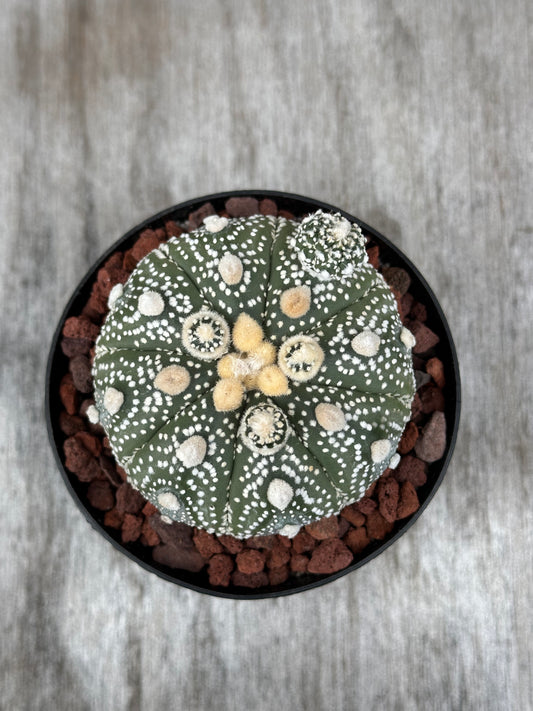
[1,1,531,710]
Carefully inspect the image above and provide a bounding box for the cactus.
[91,211,415,538]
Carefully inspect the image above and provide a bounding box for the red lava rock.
[231,570,269,589]
[268,565,290,586]
[59,374,78,415]
[401,292,414,320]
[59,411,84,436]
[142,501,159,517]
[383,266,411,296]
[61,337,92,358]
[415,411,447,463]
[276,534,292,548]
[140,519,160,546]
[153,543,205,572]
[149,515,194,548]
[193,528,224,558]
[307,539,353,574]
[365,480,378,497]
[122,249,138,272]
[340,503,366,527]
[410,301,427,322]
[419,384,446,414]
[97,266,130,299]
[62,316,100,341]
[121,513,143,543]
[87,479,115,511]
[208,553,234,587]
[365,510,394,540]
[245,535,277,550]
[165,220,182,238]
[394,455,428,487]
[236,548,265,574]
[69,355,93,394]
[98,455,123,487]
[104,508,124,529]
[115,482,145,514]
[398,421,419,454]
[225,196,260,217]
[292,530,316,553]
[188,202,216,229]
[337,516,351,538]
[396,481,420,519]
[63,436,100,481]
[267,541,290,569]
[343,527,371,554]
[410,321,440,354]
[415,370,432,389]
[277,209,295,220]
[305,515,339,540]
[74,431,102,457]
[259,198,278,216]
[357,496,377,515]
[131,229,162,262]
[217,534,244,554]
[411,392,423,421]
[377,476,400,523]
[426,357,446,388]
[290,553,309,573]
[366,245,380,269]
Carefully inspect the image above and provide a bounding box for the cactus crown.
[92,211,415,538]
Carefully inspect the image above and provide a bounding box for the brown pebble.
[305,515,339,540]
[149,515,194,548]
[62,316,100,341]
[121,513,143,543]
[187,202,216,229]
[292,530,316,553]
[365,510,394,540]
[383,266,411,296]
[115,482,145,514]
[153,543,205,572]
[59,374,78,415]
[217,534,244,555]
[236,548,265,574]
[61,337,92,358]
[377,476,400,523]
[268,565,290,586]
[193,528,224,559]
[87,479,115,511]
[231,570,269,589]
[398,421,419,454]
[307,540,353,574]
[208,553,234,587]
[419,384,446,414]
[267,541,290,569]
[415,411,447,463]
[396,482,420,519]
[356,496,377,515]
[259,198,278,216]
[131,229,162,262]
[343,527,371,554]
[410,321,440,354]
[290,553,309,573]
[59,411,84,436]
[69,355,93,394]
[104,508,124,529]
[225,196,260,217]
[394,455,428,487]
[140,519,160,546]
[366,245,380,269]
[426,357,445,388]
[340,503,366,527]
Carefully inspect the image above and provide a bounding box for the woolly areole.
[92,211,416,538]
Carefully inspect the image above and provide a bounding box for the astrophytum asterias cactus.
[91,210,416,538]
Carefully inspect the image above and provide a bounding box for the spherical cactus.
[91,210,415,538]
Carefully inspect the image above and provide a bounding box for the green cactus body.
[92,211,416,538]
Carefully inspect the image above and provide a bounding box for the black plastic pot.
[46,190,461,599]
